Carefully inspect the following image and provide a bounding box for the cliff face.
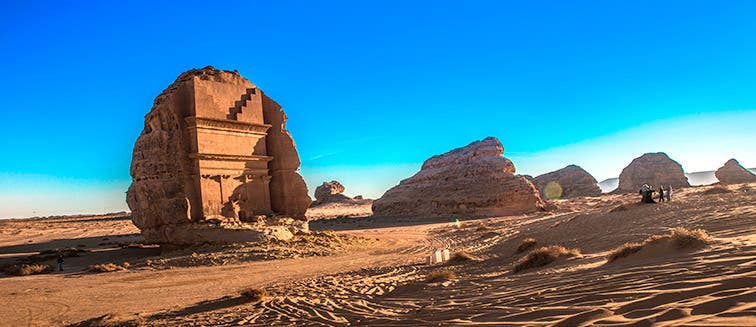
[715,159,756,184]
[615,152,690,193]
[533,165,601,199]
[372,137,545,218]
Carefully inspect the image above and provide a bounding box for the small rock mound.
[312,181,353,205]
[715,159,756,184]
[372,137,545,218]
[615,152,690,193]
[533,165,601,199]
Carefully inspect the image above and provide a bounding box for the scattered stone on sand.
[532,165,601,199]
[715,159,756,184]
[614,152,690,193]
[126,66,311,244]
[372,137,545,218]
[312,181,353,205]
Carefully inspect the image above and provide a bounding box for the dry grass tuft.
[609,203,640,213]
[240,287,268,301]
[701,186,732,195]
[447,250,478,264]
[4,264,54,276]
[516,238,537,253]
[668,227,712,248]
[607,243,644,263]
[425,270,457,283]
[88,263,128,273]
[514,246,581,273]
[607,227,712,263]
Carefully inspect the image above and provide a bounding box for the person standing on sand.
[658,186,665,202]
[667,185,672,202]
[57,253,64,271]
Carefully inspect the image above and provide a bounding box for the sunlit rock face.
[126,67,310,244]
[532,165,601,199]
[715,159,756,184]
[615,152,690,193]
[372,137,545,218]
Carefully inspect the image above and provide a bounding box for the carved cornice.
[185,117,271,135]
[190,153,274,162]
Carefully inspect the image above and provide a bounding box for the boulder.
[715,159,756,184]
[372,137,545,218]
[312,181,352,205]
[533,165,601,199]
[614,152,690,193]
[126,67,310,244]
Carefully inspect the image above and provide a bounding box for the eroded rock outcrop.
[126,66,310,244]
[312,181,352,205]
[715,159,756,184]
[533,165,601,199]
[615,152,690,193]
[372,137,545,218]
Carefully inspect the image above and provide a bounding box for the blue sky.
[1,1,755,218]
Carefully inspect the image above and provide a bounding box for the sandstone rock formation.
[372,137,545,218]
[312,181,352,205]
[532,165,601,199]
[715,159,756,184]
[615,152,690,193]
[126,66,311,244]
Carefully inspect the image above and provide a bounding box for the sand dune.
[1,184,754,326]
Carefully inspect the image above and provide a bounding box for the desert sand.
[1,183,755,326]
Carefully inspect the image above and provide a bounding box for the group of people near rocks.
[639,184,673,204]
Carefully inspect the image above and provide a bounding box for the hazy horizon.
[2,1,756,218]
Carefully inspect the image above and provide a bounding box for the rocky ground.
[0,183,754,326]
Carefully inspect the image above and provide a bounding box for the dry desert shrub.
[516,238,537,253]
[609,203,640,213]
[607,243,645,263]
[514,246,581,273]
[4,264,54,276]
[668,227,712,248]
[607,227,712,263]
[88,263,128,273]
[240,287,269,301]
[701,186,732,195]
[425,270,456,283]
[447,250,478,264]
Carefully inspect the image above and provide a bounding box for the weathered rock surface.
[126,66,310,244]
[312,181,352,205]
[615,152,690,193]
[372,137,545,218]
[533,165,601,199]
[715,159,756,184]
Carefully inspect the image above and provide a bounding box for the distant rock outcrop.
[615,152,690,193]
[715,159,756,184]
[372,137,545,218]
[533,165,601,199]
[312,181,353,205]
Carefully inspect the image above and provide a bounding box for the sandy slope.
[1,184,754,326]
